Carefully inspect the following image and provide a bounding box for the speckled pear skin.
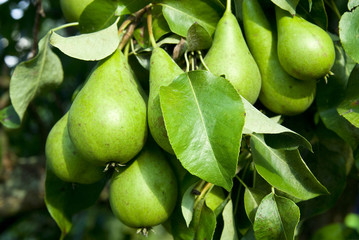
[109,141,178,228]
[68,49,147,166]
[276,7,335,81]
[243,0,316,115]
[148,47,183,154]
[45,113,104,184]
[203,11,262,104]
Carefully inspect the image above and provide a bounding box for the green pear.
[203,9,261,104]
[45,113,104,184]
[242,0,316,115]
[109,140,178,229]
[276,7,335,81]
[68,49,147,166]
[60,0,93,22]
[148,47,183,154]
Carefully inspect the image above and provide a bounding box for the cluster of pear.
[205,0,335,116]
[45,49,178,233]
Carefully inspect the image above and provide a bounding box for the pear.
[68,49,147,166]
[276,7,335,81]
[242,0,316,115]
[148,47,183,154]
[109,140,178,230]
[60,0,93,22]
[203,8,261,104]
[45,113,104,184]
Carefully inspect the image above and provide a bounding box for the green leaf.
[297,0,327,30]
[348,0,359,10]
[79,0,118,33]
[181,182,198,227]
[317,44,359,149]
[312,223,359,240]
[186,22,212,52]
[0,105,21,129]
[337,65,359,128]
[9,33,63,121]
[160,0,224,37]
[271,0,300,15]
[221,200,239,240]
[244,186,270,223]
[250,134,328,200]
[253,193,300,240]
[339,7,359,64]
[193,200,216,240]
[50,20,120,61]
[159,70,245,191]
[242,97,312,151]
[152,5,171,40]
[345,213,359,232]
[117,0,150,16]
[45,168,107,239]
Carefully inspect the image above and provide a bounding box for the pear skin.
[242,0,316,115]
[148,47,183,154]
[276,7,335,81]
[45,113,104,184]
[204,11,261,104]
[68,49,147,165]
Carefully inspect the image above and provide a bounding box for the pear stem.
[51,22,79,32]
[190,52,195,71]
[124,41,130,60]
[235,175,248,189]
[184,51,190,72]
[146,6,157,48]
[197,51,210,72]
[226,0,232,13]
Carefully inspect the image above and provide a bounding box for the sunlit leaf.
[271,0,300,15]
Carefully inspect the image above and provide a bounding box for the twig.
[29,0,45,59]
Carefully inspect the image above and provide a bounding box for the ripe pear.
[109,140,178,229]
[45,113,104,184]
[148,47,183,154]
[203,10,261,104]
[276,7,335,81]
[68,49,147,166]
[242,0,316,115]
[60,0,93,22]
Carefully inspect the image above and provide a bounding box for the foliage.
[1,0,359,239]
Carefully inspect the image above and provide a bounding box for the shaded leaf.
[317,43,359,149]
[0,105,21,129]
[271,0,300,15]
[192,200,216,240]
[181,182,198,227]
[187,22,212,52]
[117,0,150,16]
[297,0,327,30]
[44,168,107,239]
[250,134,328,200]
[161,0,224,37]
[50,20,120,61]
[221,200,239,240]
[312,223,359,240]
[152,5,171,40]
[242,97,312,151]
[337,64,359,128]
[339,7,359,64]
[10,33,63,121]
[254,193,300,240]
[160,70,245,191]
[244,187,270,223]
[79,0,119,33]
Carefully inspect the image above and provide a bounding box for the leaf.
[345,213,359,232]
[117,0,150,16]
[192,200,216,240]
[253,193,300,240]
[221,200,239,240]
[9,33,63,121]
[312,223,359,240]
[44,168,107,239]
[250,134,328,200]
[159,70,245,191]
[271,0,300,15]
[339,7,359,64]
[244,187,270,223]
[297,0,327,30]
[348,0,359,10]
[337,64,359,128]
[186,22,212,52]
[79,0,119,33]
[317,44,359,149]
[152,5,171,40]
[242,97,312,151]
[0,105,21,129]
[160,0,224,37]
[50,20,120,61]
[181,182,198,227]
